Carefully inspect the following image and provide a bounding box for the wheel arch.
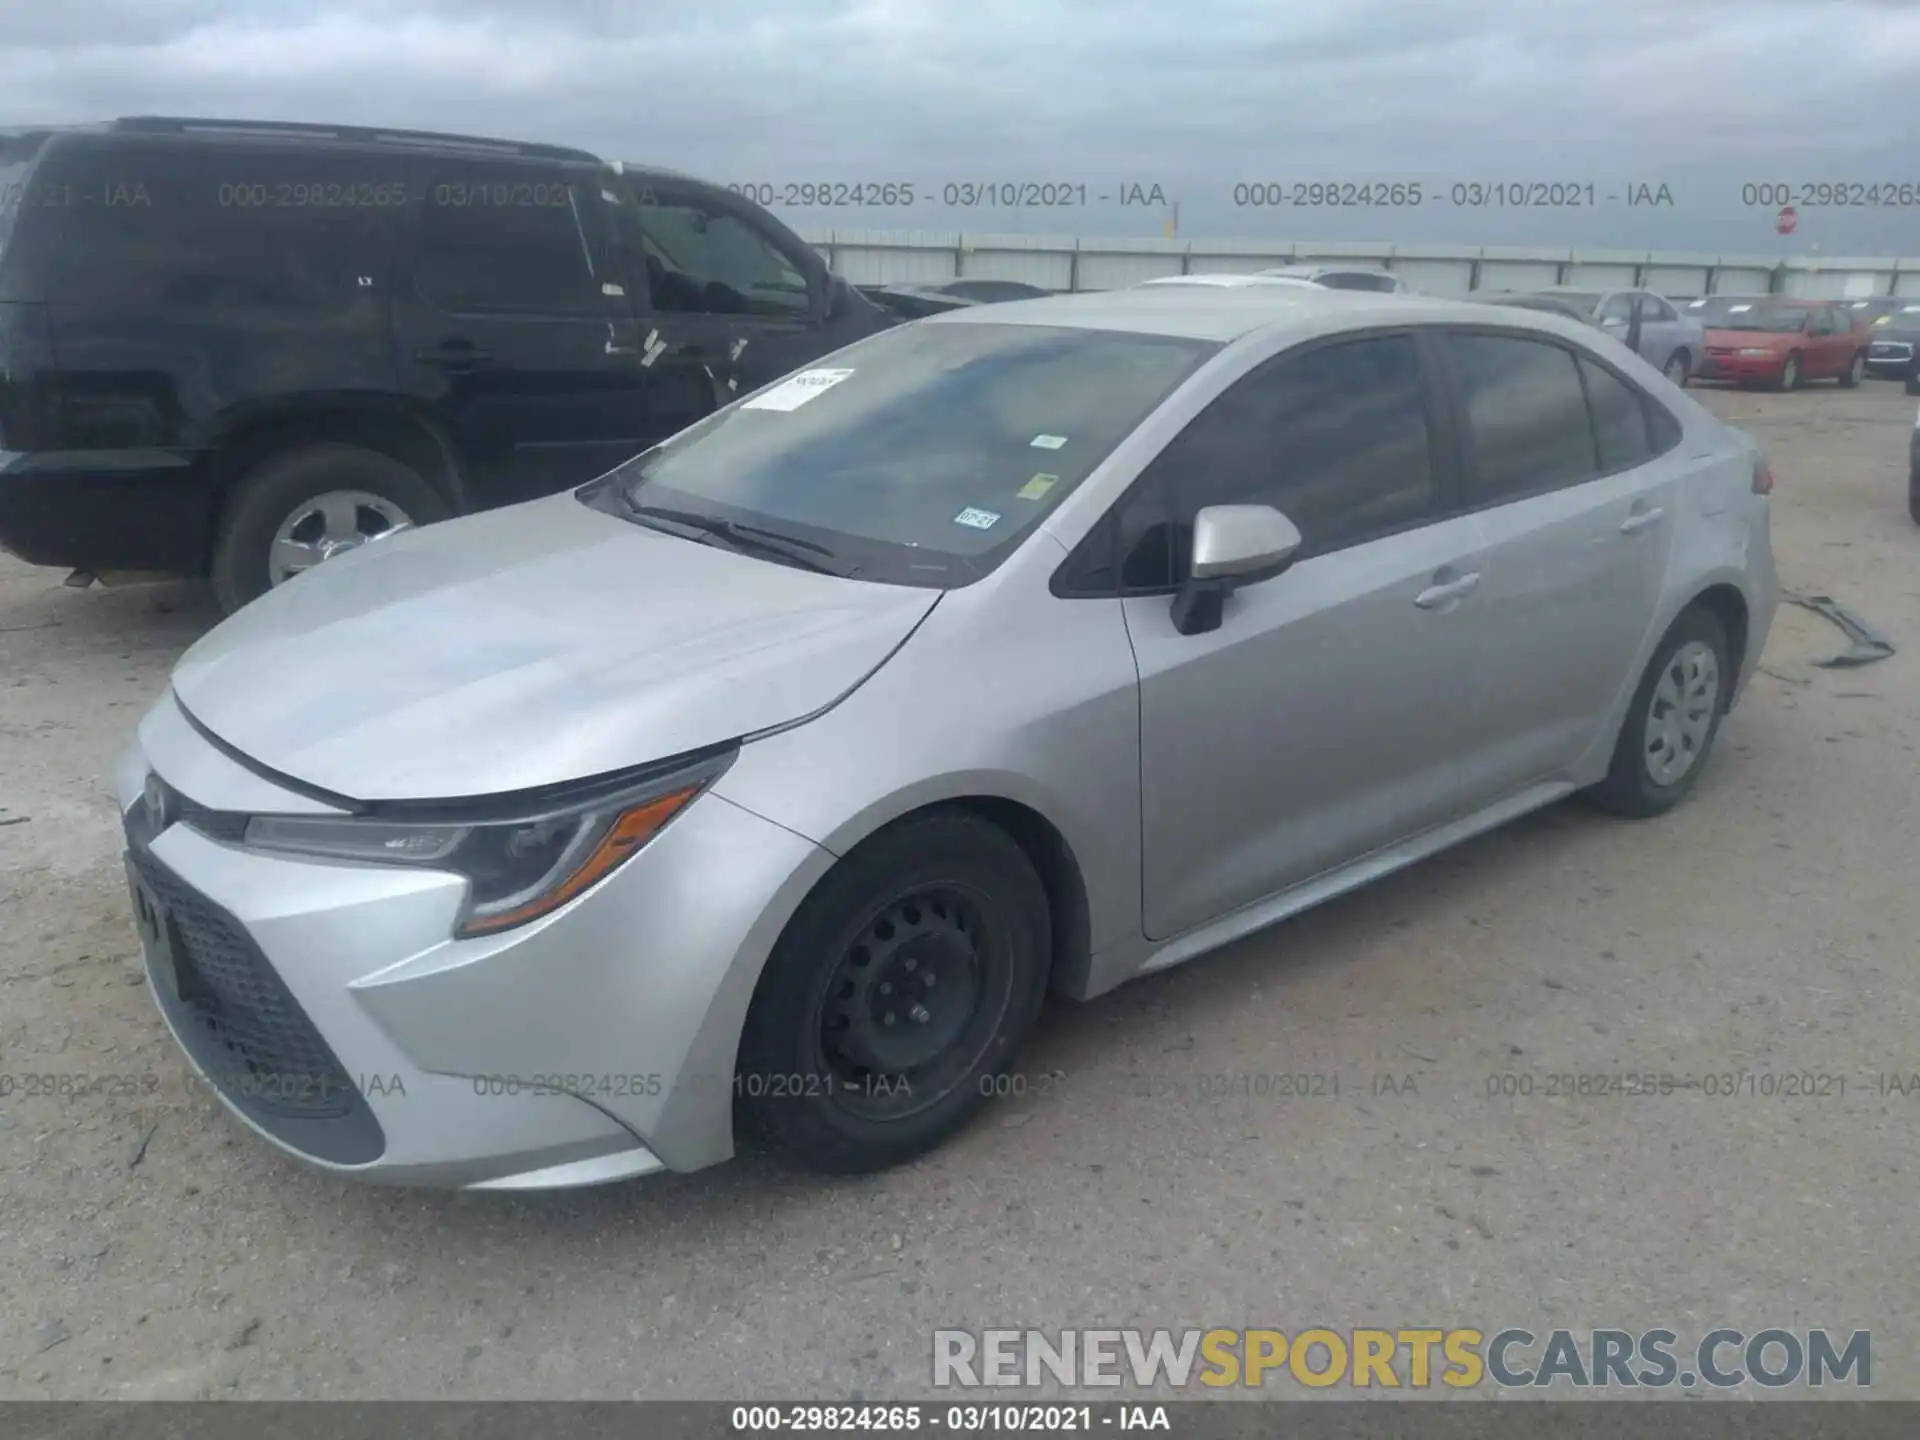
[199,397,471,566]
[798,788,1097,1003]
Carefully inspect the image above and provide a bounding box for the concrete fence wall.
[798,228,1920,300]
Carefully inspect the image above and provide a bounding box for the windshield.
[1686,297,1772,325]
[605,321,1220,587]
[1706,305,1809,333]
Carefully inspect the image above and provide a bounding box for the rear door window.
[413,160,611,316]
[1445,331,1599,504]
[47,142,404,316]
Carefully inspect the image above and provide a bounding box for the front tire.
[736,811,1051,1174]
[1839,350,1865,388]
[1583,607,1731,819]
[1774,352,1802,391]
[1663,349,1691,386]
[211,444,451,614]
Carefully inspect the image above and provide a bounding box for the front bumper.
[116,693,834,1189]
[1695,352,1787,383]
[1866,341,1914,376]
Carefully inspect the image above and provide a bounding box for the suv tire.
[211,444,451,613]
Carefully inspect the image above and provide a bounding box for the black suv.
[0,117,893,610]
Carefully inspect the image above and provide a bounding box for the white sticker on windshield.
[743,368,855,411]
[954,507,1001,530]
[1729,304,1753,312]
[1031,434,1068,449]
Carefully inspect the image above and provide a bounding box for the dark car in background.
[1865,300,1920,385]
[0,118,893,611]
[1695,299,1867,390]
[1839,296,1910,333]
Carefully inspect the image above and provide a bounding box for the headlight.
[241,750,732,937]
[1739,348,1774,356]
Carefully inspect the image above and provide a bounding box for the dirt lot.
[2,381,1918,1401]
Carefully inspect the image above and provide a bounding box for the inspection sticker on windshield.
[1017,474,1059,501]
[743,368,855,412]
[954,506,1002,530]
[1030,434,1068,450]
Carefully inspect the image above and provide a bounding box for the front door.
[391,156,651,510]
[1122,331,1495,941]
[616,178,837,439]
[1804,305,1853,379]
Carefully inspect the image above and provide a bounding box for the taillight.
[1752,454,1774,495]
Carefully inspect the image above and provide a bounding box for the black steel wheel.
[736,811,1051,1173]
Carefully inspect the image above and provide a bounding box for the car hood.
[170,492,939,802]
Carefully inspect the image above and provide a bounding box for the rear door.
[391,156,649,509]
[1431,327,1681,791]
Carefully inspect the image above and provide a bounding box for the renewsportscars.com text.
[932,1327,1870,1390]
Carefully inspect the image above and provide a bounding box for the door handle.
[1413,571,1481,608]
[1619,507,1665,534]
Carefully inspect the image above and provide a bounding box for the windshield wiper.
[624,503,856,576]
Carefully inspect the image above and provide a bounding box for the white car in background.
[1258,264,1411,293]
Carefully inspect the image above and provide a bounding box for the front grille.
[125,795,385,1164]
[133,853,359,1119]
[1869,342,1913,362]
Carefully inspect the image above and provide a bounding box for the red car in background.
[1696,299,1868,390]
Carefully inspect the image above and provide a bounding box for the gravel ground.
[1,381,1917,1401]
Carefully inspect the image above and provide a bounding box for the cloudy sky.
[6,0,1920,252]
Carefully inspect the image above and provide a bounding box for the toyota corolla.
[117,287,1778,1189]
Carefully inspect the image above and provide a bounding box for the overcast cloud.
[4,0,1918,250]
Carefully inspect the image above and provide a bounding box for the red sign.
[1776,205,1798,236]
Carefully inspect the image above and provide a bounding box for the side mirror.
[1170,504,1303,636]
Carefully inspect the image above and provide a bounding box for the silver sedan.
[117,286,1778,1189]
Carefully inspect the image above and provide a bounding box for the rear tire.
[1839,350,1865,388]
[1582,607,1732,819]
[211,444,451,614]
[736,811,1051,1174]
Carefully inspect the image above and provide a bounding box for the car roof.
[1261,263,1391,277]
[919,285,1596,345]
[1138,273,1324,290]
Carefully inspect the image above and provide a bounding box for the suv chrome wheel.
[269,491,414,586]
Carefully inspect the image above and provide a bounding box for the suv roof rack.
[110,116,602,163]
